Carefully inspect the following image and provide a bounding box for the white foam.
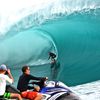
[0,0,99,35]
[71,80,100,100]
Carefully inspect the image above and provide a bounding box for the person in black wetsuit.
[17,65,48,100]
[48,52,56,59]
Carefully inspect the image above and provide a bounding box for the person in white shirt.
[0,64,22,100]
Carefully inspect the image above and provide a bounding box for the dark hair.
[22,65,29,73]
[49,52,56,59]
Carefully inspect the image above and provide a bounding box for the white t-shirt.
[0,74,13,95]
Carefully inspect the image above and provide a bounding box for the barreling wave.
[0,29,57,67]
[0,0,100,85]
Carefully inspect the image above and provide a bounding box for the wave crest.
[0,0,100,35]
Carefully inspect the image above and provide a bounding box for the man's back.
[17,74,30,92]
[17,73,43,92]
[0,74,13,95]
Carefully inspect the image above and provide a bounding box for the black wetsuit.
[17,74,45,92]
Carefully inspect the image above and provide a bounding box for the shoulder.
[0,74,11,80]
[27,74,34,78]
[0,74,7,78]
[29,74,35,77]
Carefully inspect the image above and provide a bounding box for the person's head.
[22,65,30,75]
[0,64,7,74]
[49,52,56,59]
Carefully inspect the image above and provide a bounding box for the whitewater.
[0,0,100,99]
[71,80,100,100]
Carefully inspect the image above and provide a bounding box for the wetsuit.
[17,74,46,92]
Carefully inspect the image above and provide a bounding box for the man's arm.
[7,69,14,83]
[29,74,47,81]
[29,75,48,89]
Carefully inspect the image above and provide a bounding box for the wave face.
[0,0,100,85]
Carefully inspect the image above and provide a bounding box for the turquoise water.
[0,0,100,87]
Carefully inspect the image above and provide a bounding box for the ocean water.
[0,0,100,99]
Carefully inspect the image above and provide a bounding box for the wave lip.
[0,0,100,35]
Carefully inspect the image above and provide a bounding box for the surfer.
[48,52,56,60]
[49,52,60,80]
[0,64,22,100]
[17,65,48,100]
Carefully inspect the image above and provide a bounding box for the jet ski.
[39,80,81,100]
[1,80,81,100]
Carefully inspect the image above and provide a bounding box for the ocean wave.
[0,0,100,85]
[0,0,100,35]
